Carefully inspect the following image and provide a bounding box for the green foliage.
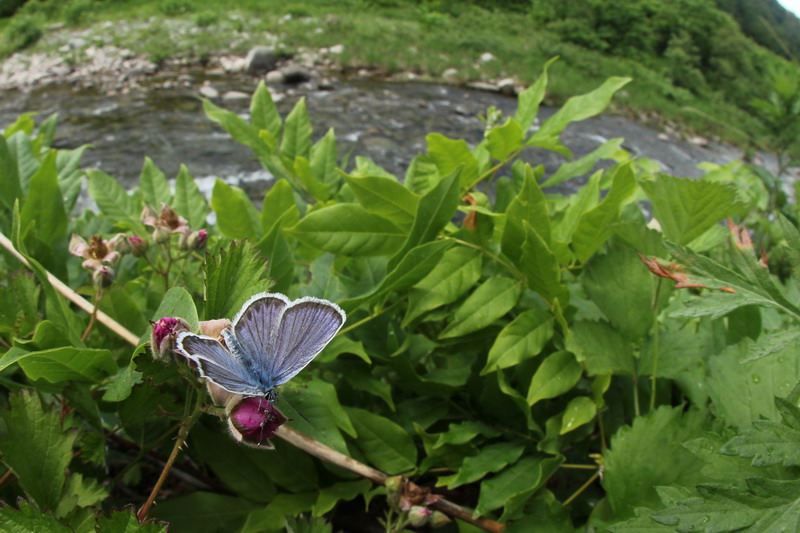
[5,67,800,531]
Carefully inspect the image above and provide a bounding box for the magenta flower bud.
[407,506,432,527]
[228,397,287,448]
[150,316,191,361]
[92,266,114,289]
[189,229,208,250]
[128,235,149,257]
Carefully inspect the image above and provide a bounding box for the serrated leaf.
[204,240,273,319]
[345,407,417,474]
[426,133,478,188]
[743,328,800,362]
[527,350,582,406]
[641,175,742,245]
[211,179,261,241]
[0,391,77,510]
[482,308,554,374]
[96,508,167,532]
[138,157,171,208]
[0,501,72,533]
[173,165,208,230]
[288,203,406,256]
[439,276,521,339]
[344,173,419,229]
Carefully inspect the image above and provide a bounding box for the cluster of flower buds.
[141,204,208,251]
[69,233,128,288]
[385,476,450,529]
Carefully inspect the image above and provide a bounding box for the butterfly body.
[176,292,346,397]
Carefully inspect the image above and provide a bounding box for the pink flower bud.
[189,229,208,250]
[407,506,432,527]
[92,266,114,289]
[128,235,149,257]
[227,397,287,448]
[150,317,191,361]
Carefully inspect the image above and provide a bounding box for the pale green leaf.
[211,179,261,241]
[426,133,478,188]
[559,396,597,434]
[439,276,521,339]
[527,351,582,406]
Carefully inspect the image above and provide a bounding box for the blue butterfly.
[176,292,346,400]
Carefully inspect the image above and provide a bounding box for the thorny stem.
[80,289,105,342]
[0,469,15,489]
[137,388,204,522]
[649,278,664,411]
[563,469,601,507]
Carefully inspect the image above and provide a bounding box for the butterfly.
[176,292,346,401]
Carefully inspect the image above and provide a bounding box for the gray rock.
[245,46,277,74]
[497,78,517,96]
[199,84,219,99]
[265,69,284,84]
[222,90,250,103]
[442,67,459,83]
[281,65,311,84]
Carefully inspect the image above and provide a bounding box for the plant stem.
[338,300,401,336]
[137,389,204,522]
[632,373,641,418]
[649,278,663,411]
[563,470,601,506]
[80,289,105,342]
[448,237,525,281]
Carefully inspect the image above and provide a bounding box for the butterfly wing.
[268,297,346,387]
[176,332,264,396]
[231,293,345,389]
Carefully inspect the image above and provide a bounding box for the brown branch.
[0,231,505,532]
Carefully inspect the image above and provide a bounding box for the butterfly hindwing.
[176,332,264,396]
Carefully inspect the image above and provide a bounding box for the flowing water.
[0,69,746,198]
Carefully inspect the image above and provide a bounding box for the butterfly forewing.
[177,333,264,395]
[268,297,346,386]
[231,293,290,387]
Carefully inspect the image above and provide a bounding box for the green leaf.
[514,57,556,132]
[293,155,330,201]
[4,346,116,383]
[641,175,742,245]
[527,351,582,406]
[0,135,22,211]
[602,406,709,520]
[568,320,635,376]
[242,493,316,533]
[743,328,800,363]
[529,76,630,145]
[445,442,526,489]
[559,396,596,434]
[173,165,208,230]
[211,179,261,241]
[99,286,148,339]
[344,173,419,229]
[281,97,312,162]
[426,133,478,188]
[520,221,567,303]
[96,508,167,532]
[86,169,139,223]
[204,240,273,320]
[721,398,800,467]
[283,379,355,454]
[439,276,521,339]
[482,308,554,374]
[486,118,524,161]
[250,81,282,141]
[404,246,482,325]
[138,157,171,208]
[261,179,299,235]
[389,168,460,269]
[312,480,372,517]
[203,99,269,160]
[474,455,561,517]
[502,165,550,265]
[20,151,67,247]
[0,391,77,510]
[311,128,339,194]
[154,492,257,533]
[0,501,72,533]
[346,407,417,474]
[433,421,500,448]
[288,204,406,256]
[256,218,295,293]
[541,138,625,188]
[572,163,637,263]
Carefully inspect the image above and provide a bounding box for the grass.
[0,0,775,146]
